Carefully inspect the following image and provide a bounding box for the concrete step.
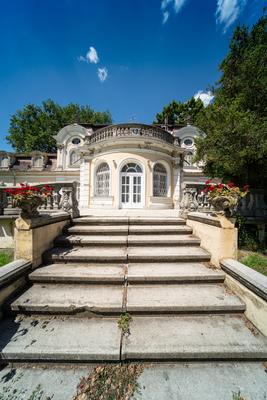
[55,235,128,246]
[29,262,225,284]
[0,316,121,362]
[72,217,186,226]
[67,225,193,236]
[29,263,125,283]
[44,246,128,263]
[128,246,210,262]
[122,314,267,360]
[128,235,200,246]
[54,234,200,247]
[129,225,192,235]
[127,263,225,283]
[126,283,245,314]
[11,283,124,314]
[67,225,129,235]
[1,314,266,363]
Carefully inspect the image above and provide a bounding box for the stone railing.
[180,184,267,219]
[0,181,80,218]
[87,124,178,146]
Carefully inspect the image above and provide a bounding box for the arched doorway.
[120,162,144,208]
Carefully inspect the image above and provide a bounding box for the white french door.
[120,163,143,208]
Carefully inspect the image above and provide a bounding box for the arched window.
[70,151,80,166]
[0,156,9,168]
[184,152,194,166]
[121,163,142,173]
[95,162,110,197]
[33,156,43,168]
[153,163,167,197]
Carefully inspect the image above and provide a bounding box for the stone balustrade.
[0,181,80,218]
[86,124,178,146]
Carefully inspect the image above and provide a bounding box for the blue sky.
[0,0,265,151]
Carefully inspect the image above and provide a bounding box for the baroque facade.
[0,122,207,211]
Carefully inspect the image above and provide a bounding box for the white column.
[173,156,183,209]
[79,158,91,209]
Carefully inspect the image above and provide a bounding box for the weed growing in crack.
[118,313,132,335]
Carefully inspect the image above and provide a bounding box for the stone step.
[0,316,121,362]
[67,225,129,235]
[127,263,225,283]
[129,225,192,235]
[126,283,245,314]
[55,235,128,246]
[128,235,200,246]
[122,314,267,360]
[72,217,186,226]
[67,225,192,236]
[29,262,225,284]
[128,246,210,262]
[54,234,200,247]
[11,282,244,315]
[29,263,125,283]
[11,283,124,314]
[1,314,267,362]
[44,246,128,263]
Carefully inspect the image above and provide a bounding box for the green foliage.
[0,251,13,267]
[232,392,246,400]
[195,13,267,188]
[154,97,204,125]
[74,364,143,400]
[6,99,112,153]
[118,313,132,334]
[239,253,267,276]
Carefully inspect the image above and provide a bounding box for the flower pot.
[209,194,239,217]
[15,196,43,218]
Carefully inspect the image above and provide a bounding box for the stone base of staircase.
[1,215,267,364]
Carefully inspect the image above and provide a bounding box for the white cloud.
[78,46,99,64]
[194,90,214,107]
[161,0,187,23]
[162,11,170,24]
[216,0,247,32]
[97,67,108,82]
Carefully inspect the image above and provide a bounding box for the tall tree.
[195,13,267,188]
[154,97,204,125]
[7,99,112,153]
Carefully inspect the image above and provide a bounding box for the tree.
[7,99,112,153]
[195,12,267,188]
[154,97,204,125]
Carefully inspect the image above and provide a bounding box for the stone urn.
[208,194,239,217]
[15,195,43,218]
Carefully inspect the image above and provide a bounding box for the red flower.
[243,184,250,192]
[205,179,211,185]
[218,183,224,189]
[227,181,235,188]
[209,185,215,191]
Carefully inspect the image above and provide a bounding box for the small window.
[70,151,80,166]
[33,156,43,167]
[72,138,81,145]
[95,163,110,197]
[0,157,9,168]
[153,163,167,197]
[183,138,193,147]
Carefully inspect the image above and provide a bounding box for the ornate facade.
[0,122,207,211]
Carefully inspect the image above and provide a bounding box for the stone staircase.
[1,215,267,363]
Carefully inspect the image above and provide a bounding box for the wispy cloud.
[78,46,99,64]
[216,0,247,32]
[97,67,108,82]
[161,0,187,24]
[194,90,214,107]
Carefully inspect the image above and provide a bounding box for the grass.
[238,250,267,276]
[0,251,13,267]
